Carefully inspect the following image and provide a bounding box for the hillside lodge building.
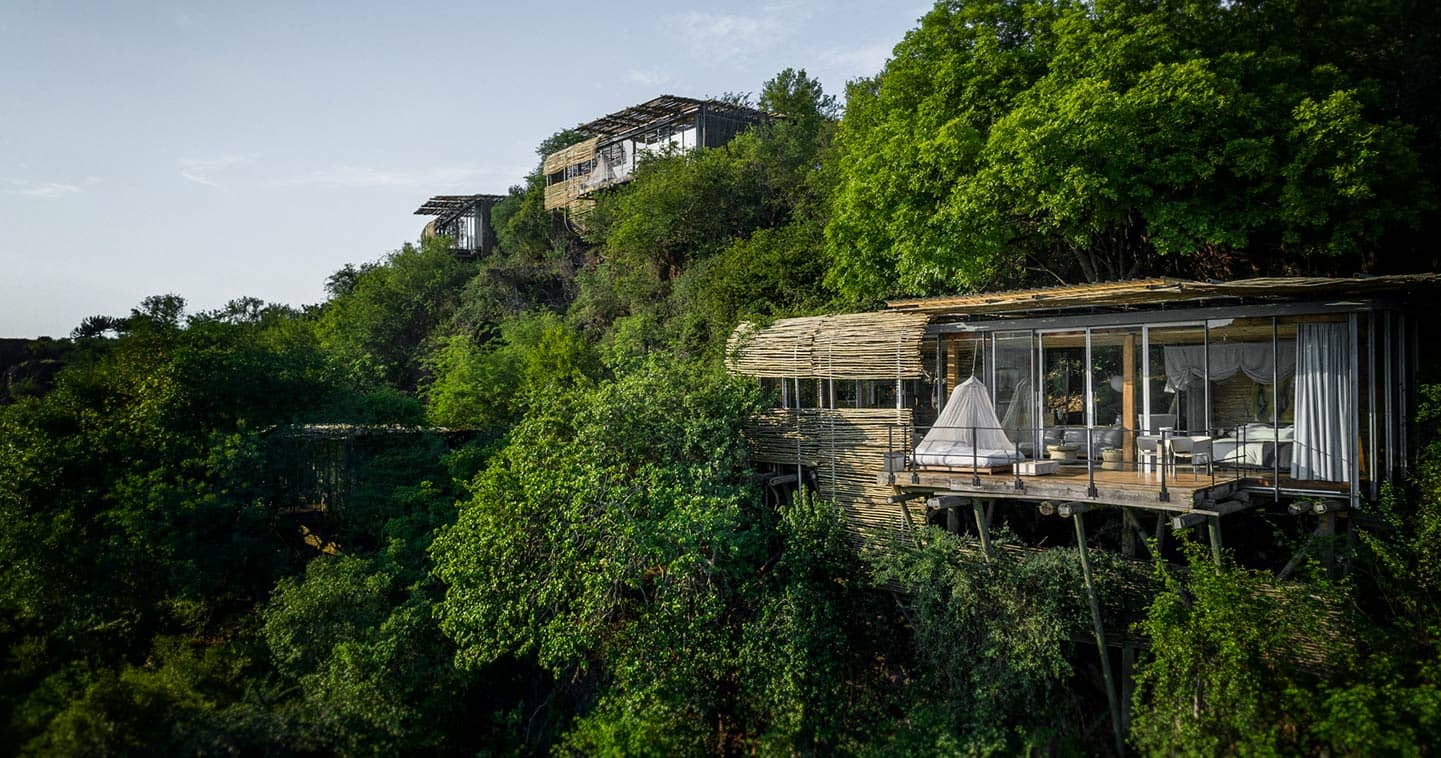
[726,275,1434,550]
[541,95,768,215]
[412,95,769,252]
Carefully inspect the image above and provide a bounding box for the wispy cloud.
[4,179,84,198]
[627,68,674,88]
[179,155,253,187]
[273,163,523,190]
[815,39,894,81]
[671,10,793,63]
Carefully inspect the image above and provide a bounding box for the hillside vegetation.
[3,1,1440,754]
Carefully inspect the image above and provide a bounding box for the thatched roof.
[726,311,931,379]
[885,274,1441,317]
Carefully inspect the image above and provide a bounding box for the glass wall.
[1040,331,1087,428]
[1145,324,1206,434]
[1092,327,1143,463]
[909,306,1399,494]
[993,331,1035,452]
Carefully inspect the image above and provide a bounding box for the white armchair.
[1138,413,1178,433]
[1167,435,1212,474]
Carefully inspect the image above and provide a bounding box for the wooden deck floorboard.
[881,464,1244,512]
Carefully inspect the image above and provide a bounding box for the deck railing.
[885,422,1272,503]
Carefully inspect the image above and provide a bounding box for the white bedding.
[1213,438,1293,468]
[1213,440,1273,467]
[912,439,1021,468]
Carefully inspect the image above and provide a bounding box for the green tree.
[431,360,892,753]
[316,237,475,389]
[869,529,1111,754]
[422,311,600,430]
[826,0,1437,303]
[0,297,342,750]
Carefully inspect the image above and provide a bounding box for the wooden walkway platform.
[880,465,1243,512]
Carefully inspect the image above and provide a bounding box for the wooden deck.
[880,464,1243,512]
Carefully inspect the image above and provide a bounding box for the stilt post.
[1207,516,1224,567]
[973,500,993,561]
[1075,513,1126,756]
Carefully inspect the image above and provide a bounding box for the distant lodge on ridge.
[725,275,1434,549]
[413,94,770,254]
[540,95,768,215]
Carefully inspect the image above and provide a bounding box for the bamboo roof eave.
[884,274,1441,317]
[726,311,932,379]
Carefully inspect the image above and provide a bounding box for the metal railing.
[885,422,1274,503]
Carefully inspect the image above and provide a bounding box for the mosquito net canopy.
[913,377,1021,466]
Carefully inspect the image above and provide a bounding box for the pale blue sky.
[0,1,926,337]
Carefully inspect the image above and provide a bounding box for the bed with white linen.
[912,377,1023,469]
[1212,424,1294,468]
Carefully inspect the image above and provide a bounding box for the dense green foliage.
[826,0,1439,302]
[4,5,1441,754]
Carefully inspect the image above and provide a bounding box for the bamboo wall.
[542,137,598,176]
[749,407,923,540]
[544,179,586,211]
[728,312,934,540]
[726,311,931,379]
[542,137,599,211]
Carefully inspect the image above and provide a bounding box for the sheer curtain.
[1163,342,1297,390]
[1163,341,1297,433]
[1291,324,1353,481]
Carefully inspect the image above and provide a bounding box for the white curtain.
[1163,342,1297,392]
[1291,324,1353,482]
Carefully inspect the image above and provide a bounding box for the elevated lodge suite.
[726,276,1435,540]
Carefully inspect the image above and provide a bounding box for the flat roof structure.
[414,194,507,258]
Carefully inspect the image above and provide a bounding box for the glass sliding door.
[1200,317,1296,474]
[1039,330,1087,462]
[993,331,1036,458]
[1092,327,1143,466]
[1040,331,1086,428]
[1144,323,1207,435]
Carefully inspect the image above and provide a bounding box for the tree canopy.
[826,0,1438,303]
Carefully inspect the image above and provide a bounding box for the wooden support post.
[1122,334,1137,462]
[1121,643,1135,733]
[1121,508,1136,558]
[1075,513,1126,757]
[947,505,961,535]
[1278,522,1326,580]
[973,500,993,561]
[1208,516,1224,567]
[1122,508,1154,560]
[1321,512,1337,577]
[947,337,964,387]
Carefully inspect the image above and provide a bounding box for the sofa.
[1040,425,1125,459]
